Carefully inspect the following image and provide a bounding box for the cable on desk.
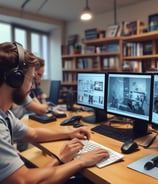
[139,131,158,149]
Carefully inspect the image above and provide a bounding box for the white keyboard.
[75,140,124,168]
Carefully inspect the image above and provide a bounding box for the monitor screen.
[77,72,107,123]
[107,73,152,122]
[151,74,158,128]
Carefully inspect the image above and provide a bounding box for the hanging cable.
[37,0,48,12]
[21,0,31,9]
[114,0,117,25]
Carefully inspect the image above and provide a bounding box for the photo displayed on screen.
[152,74,158,124]
[77,73,105,110]
[107,73,151,121]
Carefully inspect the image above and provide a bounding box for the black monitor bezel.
[151,73,158,128]
[106,72,153,122]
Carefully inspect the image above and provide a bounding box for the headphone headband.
[13,42,25,70]
[5,42,25,88]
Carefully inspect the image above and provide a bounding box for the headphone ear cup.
[6,68,24,88]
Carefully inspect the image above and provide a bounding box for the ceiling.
[0,0,149,32]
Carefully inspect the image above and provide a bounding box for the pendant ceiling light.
[80,0,93,21]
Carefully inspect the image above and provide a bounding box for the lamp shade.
[80,0,93,21]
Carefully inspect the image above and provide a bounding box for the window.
[0,22,49,79]
[0,22,11,42]
[15,28,27,48]
[31,32,49,79]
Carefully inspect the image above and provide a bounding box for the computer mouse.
[60,115,82,126]
[144,161,154,170]
[73,122,84,128]
[121,140,138,154]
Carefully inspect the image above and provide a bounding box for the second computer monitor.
[107,73,152,122]
[151,74,158,128]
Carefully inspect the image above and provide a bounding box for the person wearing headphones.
[11,57,48,119]
[11,56,49,151]
[0,42,109,184]
[30,56,48,104]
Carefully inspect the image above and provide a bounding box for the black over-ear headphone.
[6,42,25,88]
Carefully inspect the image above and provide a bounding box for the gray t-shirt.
[0,109,29,182]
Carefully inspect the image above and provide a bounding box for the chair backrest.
[48,80,61,105]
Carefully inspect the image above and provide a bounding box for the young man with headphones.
[11,56,49,120]
[0,42,109,184]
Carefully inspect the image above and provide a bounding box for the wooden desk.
[22,112,158,184]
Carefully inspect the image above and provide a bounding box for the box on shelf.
[84,28,99,40]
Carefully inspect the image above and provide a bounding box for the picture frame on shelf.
[106,25,119,38]
[148,13,158,32]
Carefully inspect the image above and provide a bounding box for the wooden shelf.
[61,31,158,90]
[122,31,158,41]
[123,54,158,60]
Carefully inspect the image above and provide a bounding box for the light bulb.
[80,8,92,21]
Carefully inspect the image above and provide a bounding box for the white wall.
[49,27,62,80]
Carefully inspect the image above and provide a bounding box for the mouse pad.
[128,153,158,179]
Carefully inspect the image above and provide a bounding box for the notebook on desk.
[29,113,56,123]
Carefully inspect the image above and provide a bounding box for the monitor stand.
[151,123,158,130]
[82,109,108,124]
[133,119,149,138]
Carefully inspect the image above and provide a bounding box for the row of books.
[102,57,119,69]
[77,58,99,69]
[84,43,119,54]
[63,60,75,70]
[123,42,152,57]
[63,73,77,83]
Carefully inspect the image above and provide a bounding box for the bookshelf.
[61,37,123,91]
[122,31,158,72]
[61,29,158,98]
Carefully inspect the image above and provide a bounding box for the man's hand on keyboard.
[68,127,90,140]
[77,149,109,168]
[58,138,84,163]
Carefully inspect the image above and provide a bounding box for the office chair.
[47,80,61,106]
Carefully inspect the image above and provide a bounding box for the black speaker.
[6,42,25,88]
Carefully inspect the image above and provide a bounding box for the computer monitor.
[151,74,158,129]
[107,72,152,137]
[77,72,107,123]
